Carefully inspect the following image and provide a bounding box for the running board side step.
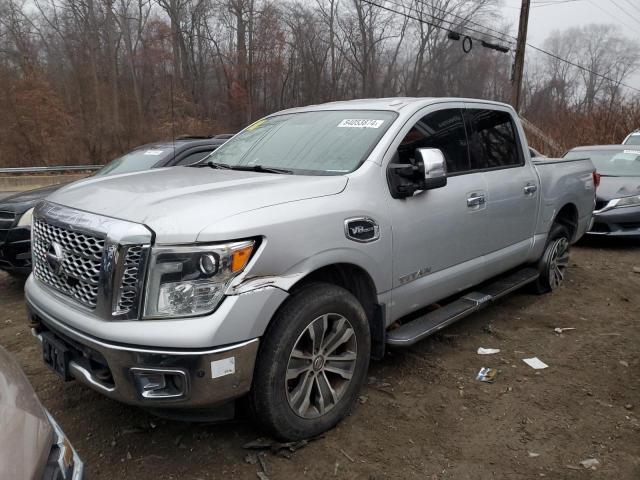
[385,267,539,347]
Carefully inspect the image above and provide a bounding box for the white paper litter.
[522,357,548,369]
[554,327,576,334]
[579,458,600,469]
[477,347,501,355]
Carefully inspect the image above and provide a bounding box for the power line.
[412,0,514,44]
[531,0,583,8]
[359,0,640,93]
[360,0,512,49]
[526,43,640,93]
[609,0,640,26]
[383,0,514,46]
[621,0,640,16]
[586,0,638,34]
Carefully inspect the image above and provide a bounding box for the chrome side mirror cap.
[415,148,447,190]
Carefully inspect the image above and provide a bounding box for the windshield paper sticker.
[143,149,165,155]
[623,150,640,155]
[338,119,384,129]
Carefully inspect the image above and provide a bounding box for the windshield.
[94,148,172,177]
[564,148,640,177]
[624,135,640,146]
[205,110,397,174]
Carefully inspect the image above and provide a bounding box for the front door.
[385,105,490,321]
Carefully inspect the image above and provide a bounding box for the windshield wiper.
[201,161,233,170]
[226,164,293,174]
[199,161,292,174]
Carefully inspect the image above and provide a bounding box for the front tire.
[533,223,571,294]
[249,283,371,441]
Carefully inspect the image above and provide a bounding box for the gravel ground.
[1,237,639,479]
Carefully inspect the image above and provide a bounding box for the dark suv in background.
[0,136,230,274]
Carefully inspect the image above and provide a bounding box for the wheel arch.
[553,203,579,241]
[288,263,386,360]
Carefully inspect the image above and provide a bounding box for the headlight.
[143,240,255,319]
[614,195,640,208]
[17,207,34,227]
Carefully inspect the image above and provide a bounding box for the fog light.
[132,368,187,399]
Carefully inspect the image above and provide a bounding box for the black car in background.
[0,136,229,274]
[564,145,640,238]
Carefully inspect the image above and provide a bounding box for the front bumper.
[29,310,259,409]
[589,204,640,238]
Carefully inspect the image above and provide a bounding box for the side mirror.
[387,148,448,199]
[415,148,447,190]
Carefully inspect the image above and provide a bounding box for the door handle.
[524,184,537,195]
[467,194,486,207]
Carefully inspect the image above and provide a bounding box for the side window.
[397,108,470,174]
[175,150,214,166]
[465,109,522,169]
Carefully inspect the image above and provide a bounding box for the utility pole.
[510,0,531,112]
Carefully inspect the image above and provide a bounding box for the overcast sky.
[501,0,640,89]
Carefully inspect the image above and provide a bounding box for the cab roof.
[277,97,514,114]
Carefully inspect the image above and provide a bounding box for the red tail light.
[593,171,601,188]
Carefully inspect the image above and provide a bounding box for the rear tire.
[532,223,571,294]
[249,283,371,441]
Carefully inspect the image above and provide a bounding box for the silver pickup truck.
[25,98,595,440]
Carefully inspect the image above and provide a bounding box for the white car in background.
[622,131,640,145]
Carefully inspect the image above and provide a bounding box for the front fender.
[228,246,384,295]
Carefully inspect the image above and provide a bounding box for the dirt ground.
[1,237,639,479]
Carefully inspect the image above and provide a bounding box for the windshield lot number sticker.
[338,119,384,128]
[211,357,235,378]
[143,149,164,155]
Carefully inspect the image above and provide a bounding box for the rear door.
[464,105,539,274]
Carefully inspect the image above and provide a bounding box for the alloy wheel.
[285,313,358,419]
[548,237,569,289]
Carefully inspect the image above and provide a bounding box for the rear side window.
[397,108,471,174]
[465,109,523,170]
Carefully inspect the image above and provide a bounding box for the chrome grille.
[116,246,144,314]
[32,217,105,309]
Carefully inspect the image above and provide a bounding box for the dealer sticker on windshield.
[338,119,385,129]
[143,149,165,156]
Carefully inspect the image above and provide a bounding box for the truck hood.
[47,167,348,243]
[596,176,640,201]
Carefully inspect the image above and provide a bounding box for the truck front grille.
[32,202,152,318]
[116,246,144,314]
[32,217,105,309]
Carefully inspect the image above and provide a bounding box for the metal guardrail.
[0,165,104,174]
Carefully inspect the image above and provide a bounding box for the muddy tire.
[249,283,371,441]
[532,223,571,294]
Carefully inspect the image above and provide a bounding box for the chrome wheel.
[285,313,358,419]
[548,237,569,289]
